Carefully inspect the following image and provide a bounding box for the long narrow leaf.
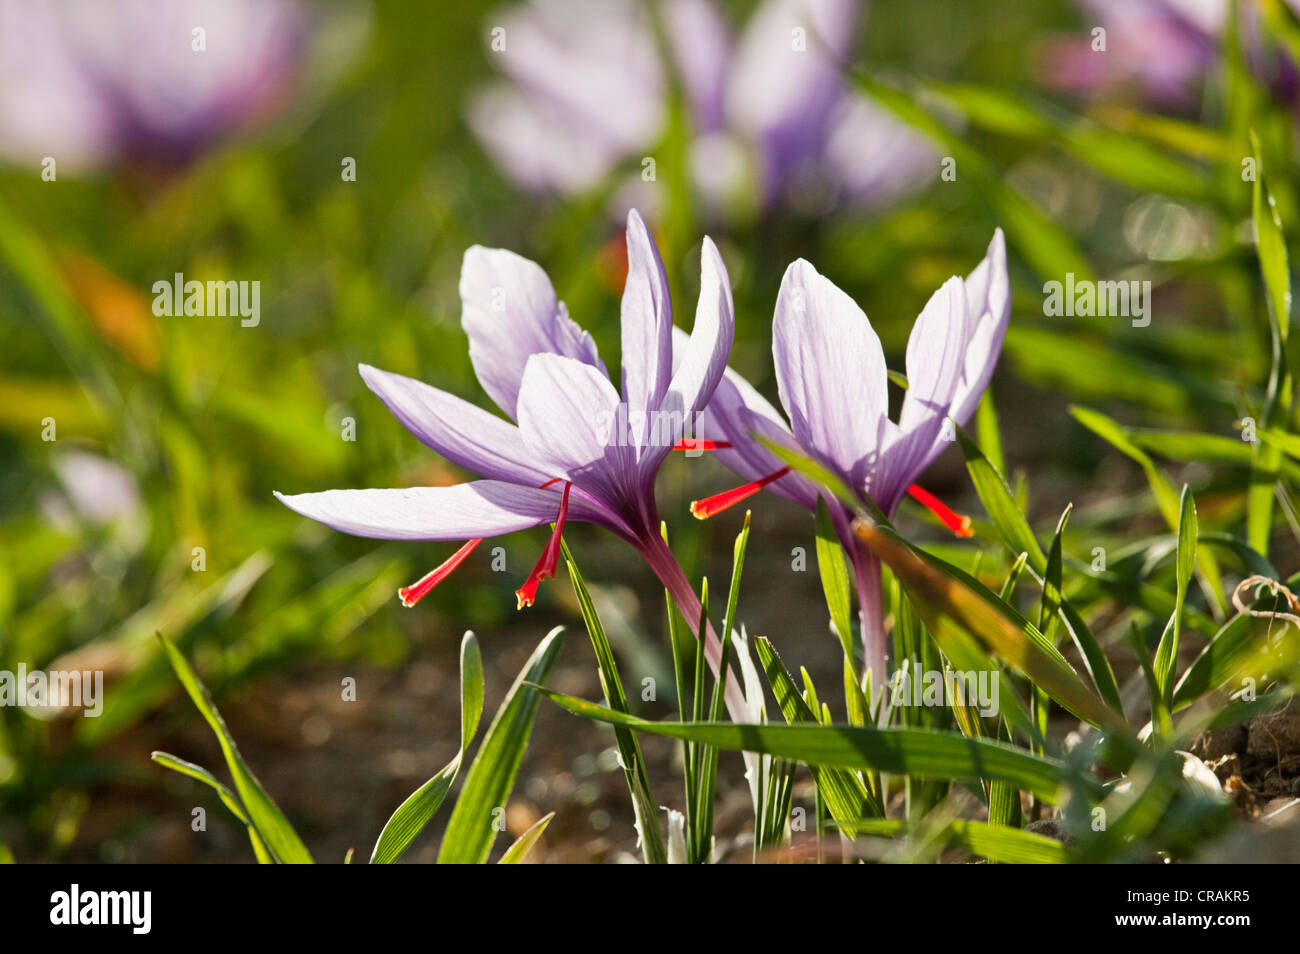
[438,627,565,864]
[157,635,313,864]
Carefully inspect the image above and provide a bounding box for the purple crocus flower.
[467,0,934,215]
[1044,0,1300,111]
[275,210,748,716]
[688,230,1009,691]
[0,0,310,171]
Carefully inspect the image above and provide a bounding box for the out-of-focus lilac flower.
[1045,0,1300,110]
[42,450,141,527]
[276,209,748,717]
[468,0,934,215]
[0,0,310,171]
[688,230,1008,694]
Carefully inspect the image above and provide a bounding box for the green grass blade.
[958,429,1046,569]
[853,818,1067,863]
[532,687,1081,805]
[372,761,461,865]
[371,631,484,864]
[152,751,249,826]
[754,637,881,831]
[561,540,666,865]
[851,523,1121,734]
[852,73,1094,282]
[497,811,555,864]
[1252,131,1291,348]
[1072,405,1225,608]
[1155,487,1198,706]
[437,627,565,864]
[1173,575,1300,707]
[815,497,856,659]
[152,750,277,863]
[157,635,313,864]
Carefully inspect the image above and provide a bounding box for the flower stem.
[637,531,749,722]
[852,547,889,711]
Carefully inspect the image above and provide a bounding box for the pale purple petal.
[273,480,563,541]
[490,0,663,159]
[460,245,604,418]
[1045,0,1218,108]
[515,352,632,511]
[895,229,1010,496]
[676,237,736,420]
[643,237,736,477]
[724,0,859,201]
[358,363,552,486]
[0,0,309,169]
[662,0,732,131]
[620,209,674,446]
[948,228,1010,428]
[50,450,141,525]
[873,276,969,510]
[824,92,938,209]
[772,258,888,483]
[466,82,624,194]
[690,344,819,508]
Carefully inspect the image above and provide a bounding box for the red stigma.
[690,467,790,519]
[906,483,974,538]
[516,480,572,610]
[399,537,484,608]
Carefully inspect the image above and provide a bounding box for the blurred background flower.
[0,0,317,173]
[1042,0,1300,111]
[42,449,142,529]
[467,0,936,220]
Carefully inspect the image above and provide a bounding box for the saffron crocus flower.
[1042,0,1300,112]
[0,0,310,172]
[275,210,748,716]
[467,0,933,215]
[689,230,1009,692]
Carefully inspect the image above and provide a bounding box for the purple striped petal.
[948,228,1010,428]
[460,245,604,418]
[825,92,938,208]
[883,228,1010,505]
[492,0,664,160]
[773,258,888,484]
[662,0,732,131]
[873,276,969,510]
[466,82,625,194]
[515,352,632,511]
[641,237,736,479]
[724,0,860,202]
[359,363,551,486]
[620,209,674,448]
[273,480,565,541]
[689,342,819,509]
